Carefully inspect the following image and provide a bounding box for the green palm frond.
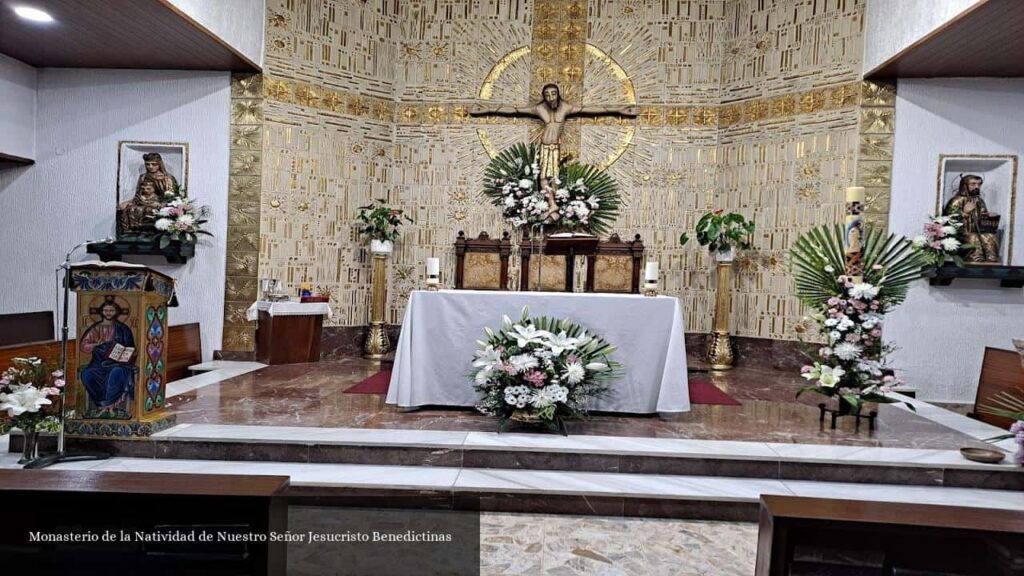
[978,387,1024,422]
[558,162,621,236]
[789,224,929,308]
[481,143,537,205]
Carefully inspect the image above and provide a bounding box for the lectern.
[64,263,177,438]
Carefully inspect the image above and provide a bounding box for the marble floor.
[164,359,991,449]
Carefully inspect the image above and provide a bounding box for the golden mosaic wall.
[224,0,887,349]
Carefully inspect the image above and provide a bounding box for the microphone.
[62,238,116,266]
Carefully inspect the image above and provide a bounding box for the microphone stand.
[24,240,113,469]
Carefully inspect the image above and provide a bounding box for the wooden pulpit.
[64,263,177,438]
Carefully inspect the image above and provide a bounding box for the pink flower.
[567,355,579,364]
[846,333,860,342]
[871,329,882,337]
[880,385,892,394]
[827,297,840,306]
[524,370,547,387]
[870,302,879,310]
[51,370,64,378]
[827,308,838,316]
[930,241,941,249]
[54,378,66,388]
[801,365,812,373]
[882,375,895,383]
[819,347,832,357]
[500,364,516,375]
[42,387,61,396]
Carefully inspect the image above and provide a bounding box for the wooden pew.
[0,469,287,575]
[756,495,1024,575]
[0,323,202,385]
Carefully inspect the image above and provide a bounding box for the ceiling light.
[13,6,54,23]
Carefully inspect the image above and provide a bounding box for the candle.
[644,261,659,281]
[845,186,865,203]
[844,187,865,281]
[426,257,440,276]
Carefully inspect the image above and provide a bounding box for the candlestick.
[844,186,865,282]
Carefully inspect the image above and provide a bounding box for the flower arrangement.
[472,307,622,434]
[152,191,213,248]
[481,143,621,235]
[912,214,971,267]
[790,225,929,413]
[356,199,413,242]
[0,357,63,439]
[679,210,756,256]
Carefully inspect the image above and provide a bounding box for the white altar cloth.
[245,300,333,321]
[386,290,690,414]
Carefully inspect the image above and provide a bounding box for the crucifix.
[470,83,637,181]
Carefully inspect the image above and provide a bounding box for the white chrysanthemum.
[829,331,842,342]
[912,235,928,248]
[504,195,516,207]
[848,283,879,300]
[836,318,854,332]
[940,237,960,252]
[832,342,863,361]
[564,362,585,385]
[941,225,958,236]
[155,218,173,230]
[508,354,539,373]
[518,178,533,189]
[824,318,838,327]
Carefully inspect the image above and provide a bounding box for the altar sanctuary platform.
[7,359,1020,523]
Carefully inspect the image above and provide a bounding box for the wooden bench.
[0,311,53,346]
[0,323,201,385]
[0,469,287,575]
[756,495,1024,575]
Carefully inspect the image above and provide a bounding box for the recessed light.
[13,5,55,23]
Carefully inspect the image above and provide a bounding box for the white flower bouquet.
[481,143,621,235]
[0,357,63,435]
[911,214,971,268]
[151,190,213,248]
[790,225,928,413]
[472,307,622,434]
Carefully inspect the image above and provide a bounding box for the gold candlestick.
[707,259,735,370]
[364,252,390,359]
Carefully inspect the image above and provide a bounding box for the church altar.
[385,290,690,414]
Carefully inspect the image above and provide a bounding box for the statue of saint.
[943,174,1001,263]
[470,83,637,180]
[136,152,179,196]
[118,177,163,235]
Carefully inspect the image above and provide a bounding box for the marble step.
[3,451,1021,522]
[47,423,1024,491]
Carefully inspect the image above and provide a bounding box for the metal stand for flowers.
[818,398,878,431]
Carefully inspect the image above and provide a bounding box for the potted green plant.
[679,210,755,261]
[356,199,413,254]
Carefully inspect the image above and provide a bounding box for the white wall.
[0,54,37,160]
[887,78,1024,403]
[0,69,231,360]
[166,0,266,69]
[863,0,982,74]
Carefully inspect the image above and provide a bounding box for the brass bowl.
[959,447,1006,464]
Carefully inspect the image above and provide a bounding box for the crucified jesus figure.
[470,83,637,182]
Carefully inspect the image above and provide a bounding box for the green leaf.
[679,232,690,246]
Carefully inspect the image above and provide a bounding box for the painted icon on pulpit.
[116,141,188,238]
[78,296,137,419]
[936,155,1017,265]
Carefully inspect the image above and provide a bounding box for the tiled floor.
[165,359,990,449]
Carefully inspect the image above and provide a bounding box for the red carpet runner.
[344,370,741,406]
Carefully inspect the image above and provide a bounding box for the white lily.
[512,324,551,348]
[472,345,502,369]
[545,331,579,355]
[584,362,609,372]
[0,384,52,417]
[817,365,846,388]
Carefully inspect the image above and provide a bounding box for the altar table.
[386,290,690,414]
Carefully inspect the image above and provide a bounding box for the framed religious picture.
[935,154,1017,266]
[116,141,189,239]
